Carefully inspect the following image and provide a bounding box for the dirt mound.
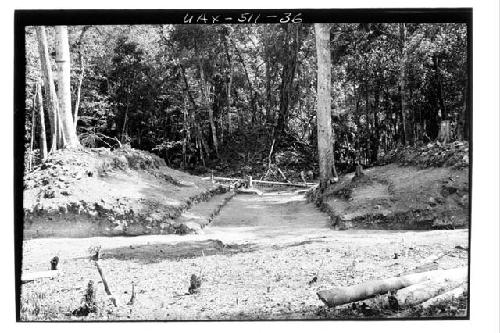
[23,147,225,238]
[310,164,469,230]
[379,141,469,169]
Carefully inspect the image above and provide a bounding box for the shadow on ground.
[99,237,326,264]
[100,239,256,264]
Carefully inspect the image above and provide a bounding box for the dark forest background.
[24,23,468,179]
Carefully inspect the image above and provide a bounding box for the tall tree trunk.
[29,88,36,171]
[408,84,415,145]
[434,55,448,121]
[195,42,219,158]
[36,26,59,152]
[55,26,79,148]
[462,79,469,140]
[229,37,258,123]
[73,26,89,131]
[399,23,408,146]
[364,80,371,161]
[434,55,450,142]
[314,23,335,186]
[223,35,233,134]
[182,97,188,169]
[265,37,273,124]
[277,25,299,135]
[36,82,48,160]
[121,95,129,143]
[73,54,84,131]
[371,83,381,163]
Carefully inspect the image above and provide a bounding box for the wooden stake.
[127,281,136,305]
[247,175,253,188]
[94,261,117,306]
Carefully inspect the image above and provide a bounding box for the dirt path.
[20,191,469,320]
[205,191,331,243]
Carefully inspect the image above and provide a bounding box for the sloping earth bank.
[312,164,469,230]
[23,148,225,238]
[310,141,470,230]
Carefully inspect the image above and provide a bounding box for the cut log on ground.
[21,270,60,283]
[317,267,467,308]
[383,269,467,308]
[420,283,468,309]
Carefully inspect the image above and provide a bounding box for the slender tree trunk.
[462,79,469,140]
[29,89,36,171]
[223,36,233,134]
[371,84,381,163]
[55,25,79,148]
[364,80,371,160]
[315,23,334,186]
[36,26,59,151]
[121,101,129,143]
[179,64,197,108]
[182,97,188,169]
[265,53,273,124]
[208,103,219,158]
[230,37,258,121]
[179,64,198,166]
[264,32,274,125]
[73,58,84,130]
[36,82,48,160]
[434,58,448,122]
[399,23,408,146]
[195,42,219,158]
[409,84,415,145]
[277,25,299,135]
[73,27,89,131]
[434,55,451,142]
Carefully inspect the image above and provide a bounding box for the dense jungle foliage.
[24,23,468,178]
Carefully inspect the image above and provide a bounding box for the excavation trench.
[98,189,332,263]
[21,187,469,320]
[22,189,331,268]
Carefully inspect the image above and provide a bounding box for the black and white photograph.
[12,7,486,323]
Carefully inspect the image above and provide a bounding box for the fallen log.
[420,283,468,309]
[202,176,316,188]
[385,270,467,308]
[21,270,60,283]
[317,267,467,308]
